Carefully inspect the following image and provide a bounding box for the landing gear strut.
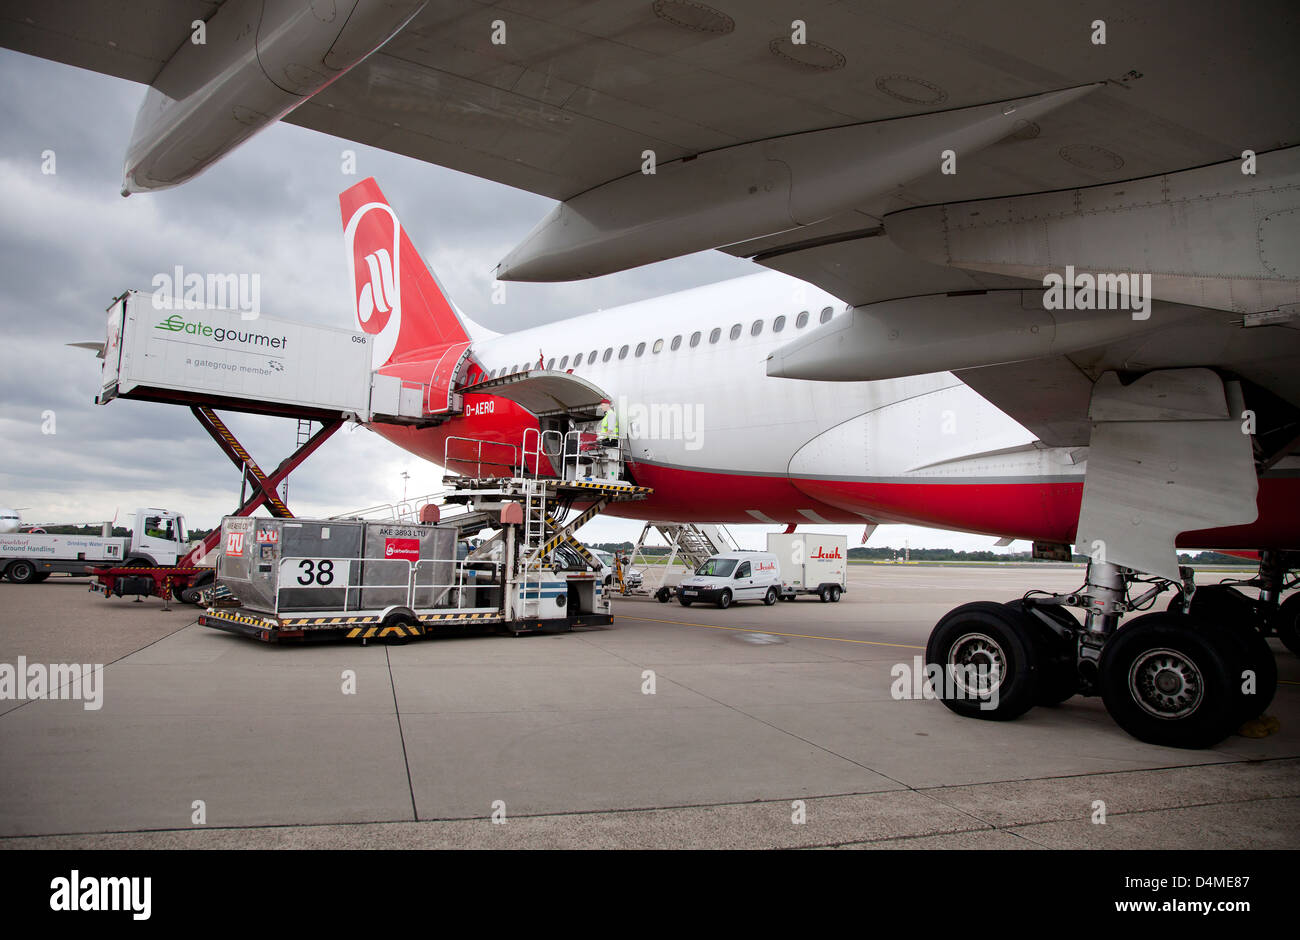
[926,558,1285,749]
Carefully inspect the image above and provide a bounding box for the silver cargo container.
[218,516,457,615]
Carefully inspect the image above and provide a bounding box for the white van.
[675,551,782,609]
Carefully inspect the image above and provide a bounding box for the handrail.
[443,435,520,478]
[274,554,502,614]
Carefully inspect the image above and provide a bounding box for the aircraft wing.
[4,2,1296,261]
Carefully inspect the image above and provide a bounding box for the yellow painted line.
[620,615,924,650]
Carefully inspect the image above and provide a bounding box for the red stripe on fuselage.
[372,414,1300,549]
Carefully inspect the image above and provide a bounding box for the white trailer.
[766,532,848,602]
[0,508,192,584]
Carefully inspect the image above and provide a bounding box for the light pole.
[400,471,410,502]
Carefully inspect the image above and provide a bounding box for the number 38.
[297,559,335,585]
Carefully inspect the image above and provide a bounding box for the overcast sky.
[0,49,1021,553]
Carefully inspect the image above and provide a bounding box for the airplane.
[3,1,1299,750]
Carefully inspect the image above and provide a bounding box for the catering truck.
[0,508,192,584]
[766,532,848,602]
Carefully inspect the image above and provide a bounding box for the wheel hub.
[1129,648,1203,719]
[947,632,1006,698]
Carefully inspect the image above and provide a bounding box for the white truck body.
[0,509,191,583]
[767,532,848,600]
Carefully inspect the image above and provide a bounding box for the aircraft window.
[820,306,833,323]
[709,328,721,344]
[590,350,598,364]
[635,342,646,357]
[652,338,664,353]
[671,335,682,351]
[750,320,763,336]
[729,324,742,340]
[796,311,809,328]
[603,348,613,362]
[773,315,785,333]
[547,357,555,370]
[689,331,701,347]
[559,356,569,370]
[618,345,629,360]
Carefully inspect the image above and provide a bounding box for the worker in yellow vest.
[598,398,620,443]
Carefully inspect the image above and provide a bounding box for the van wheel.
[717,589,732,610]
[819,586,832,603]
[6,561,37,584]
[678,597,693,607]
[763,587,778,606]
[829,586,842,603]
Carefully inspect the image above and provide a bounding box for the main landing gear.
[925,554,1291,749]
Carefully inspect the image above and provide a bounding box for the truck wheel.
[763,587,778,606]
[819,586,832,603]
[179,576,211,605]
[6,561,37,584]
[655,587,672,603]
[717,589,732,610]
[829,586,842,603]
[379,614,418,644]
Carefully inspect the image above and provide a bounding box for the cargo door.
[100,292,129,400]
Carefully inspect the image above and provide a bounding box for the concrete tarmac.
[0,567,1296,849]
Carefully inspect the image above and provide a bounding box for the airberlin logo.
[344,201,402,367]
[384,538,419,561]
[811,547,842,559]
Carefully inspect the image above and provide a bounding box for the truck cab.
[675,551,781,609]
[128,508,189,566]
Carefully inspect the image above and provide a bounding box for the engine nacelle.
[122,0,424,194]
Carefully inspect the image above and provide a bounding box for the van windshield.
[696,558,737,577]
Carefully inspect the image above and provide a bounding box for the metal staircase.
[629,522,740,594]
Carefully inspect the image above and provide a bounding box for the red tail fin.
[340,178,470,368]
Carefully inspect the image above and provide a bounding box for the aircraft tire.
[1099,612,1240,749]
[925,601,1042,721]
